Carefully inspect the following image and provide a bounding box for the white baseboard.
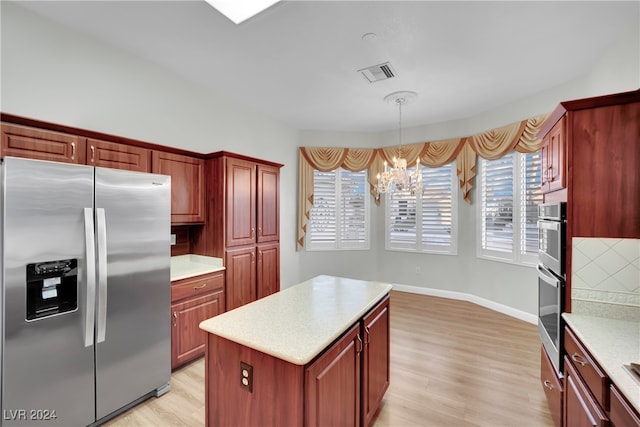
[390,283,538,325]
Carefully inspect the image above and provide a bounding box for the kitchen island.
[199,275,392,427]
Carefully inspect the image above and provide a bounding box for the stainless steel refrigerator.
[0,157,171,426]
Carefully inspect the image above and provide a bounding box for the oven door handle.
[538,220,561,231]
[537,264,560,288]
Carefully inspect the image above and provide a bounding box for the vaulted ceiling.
[14,1,639,132]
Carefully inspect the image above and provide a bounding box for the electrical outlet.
[240,361,253,392]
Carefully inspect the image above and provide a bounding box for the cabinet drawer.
[564,356,609,427]
[541,346,563,427]
[171,272,225,303]
[610,385,640,427]
[564,327,609,410]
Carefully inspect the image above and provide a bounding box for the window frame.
[384,162,458,255]
[476,151,542,267]
[306,167,370,251]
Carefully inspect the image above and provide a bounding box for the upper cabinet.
[540,118,566,194]
[1,122,85,164]
[87,138,150,172]
[257,164,280,243]
[224,157,280,247]
[195,152,283,310]
[152,151,205,225]
[225,157,257,247]
[538,89,640,238]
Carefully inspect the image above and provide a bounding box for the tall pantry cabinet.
[195,152,283,311]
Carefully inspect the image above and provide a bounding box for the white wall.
[298,18,640,319]
[2,3,638,319]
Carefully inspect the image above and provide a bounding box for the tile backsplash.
[572,237,639,321]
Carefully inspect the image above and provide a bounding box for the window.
[386,163,458,254]
[307,168,369,250]
[477,151,542,265]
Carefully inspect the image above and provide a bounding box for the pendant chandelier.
[376,91,423,197]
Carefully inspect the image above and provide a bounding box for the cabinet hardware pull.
[543,380,554,390]
[258,227,262,235]
[71,142,76,160]
[251,227,255,238]
[193,283,207,290]
[364,327,370,345]
[356,334,363,354]
[251,252,255,263]
[91,145,95,163]
[172,312,177,327]
[571,353,588,367]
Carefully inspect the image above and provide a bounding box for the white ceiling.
[13,1,639,132]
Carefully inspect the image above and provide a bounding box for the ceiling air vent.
[358,62,396,83]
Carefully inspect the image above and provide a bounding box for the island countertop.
[199,275,392,365]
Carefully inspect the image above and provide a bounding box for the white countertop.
[563,313,640,414]
[170,254,225,282]
[199,275,392,365]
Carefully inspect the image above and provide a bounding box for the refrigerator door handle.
[96,208,108,343]
[83,208,96,347]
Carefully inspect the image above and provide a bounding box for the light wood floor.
[105,290,553,426]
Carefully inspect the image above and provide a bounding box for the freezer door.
[94,167,171,420]
[1,157,95,426]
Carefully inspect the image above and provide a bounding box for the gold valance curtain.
[297,113,550,250]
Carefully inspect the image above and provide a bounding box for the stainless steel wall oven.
[537,202,566,373]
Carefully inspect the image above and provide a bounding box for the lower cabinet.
[204,293,390,427]
[171,271,225,370]
[610,385,640,427]
[305,323,361,427]
[225,243,279,311]
[361,295,390,427]
[541,346,563,427]
[564,357,609,427]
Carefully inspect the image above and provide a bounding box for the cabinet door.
[257,243,279,299]
[1,122,85,164]
[152,151,205,224]
[225,246,257,311]
[305,323,361,427]
[610,385,640,427]
[362,295,390,427]
[541,119,565,194]
[564,357,609,427]
[257,164,279,243]
[171,291,224,369]
[226,157,256,247]
[541,346,563,427]
[87,138,150,172]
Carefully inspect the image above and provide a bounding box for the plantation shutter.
[339,170,367,248]
[309,170,337,247]
[481,154,514,253]
[421,164,454,248]
[520,151,543,256]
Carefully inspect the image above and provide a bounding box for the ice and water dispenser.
[26,259,78,320]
